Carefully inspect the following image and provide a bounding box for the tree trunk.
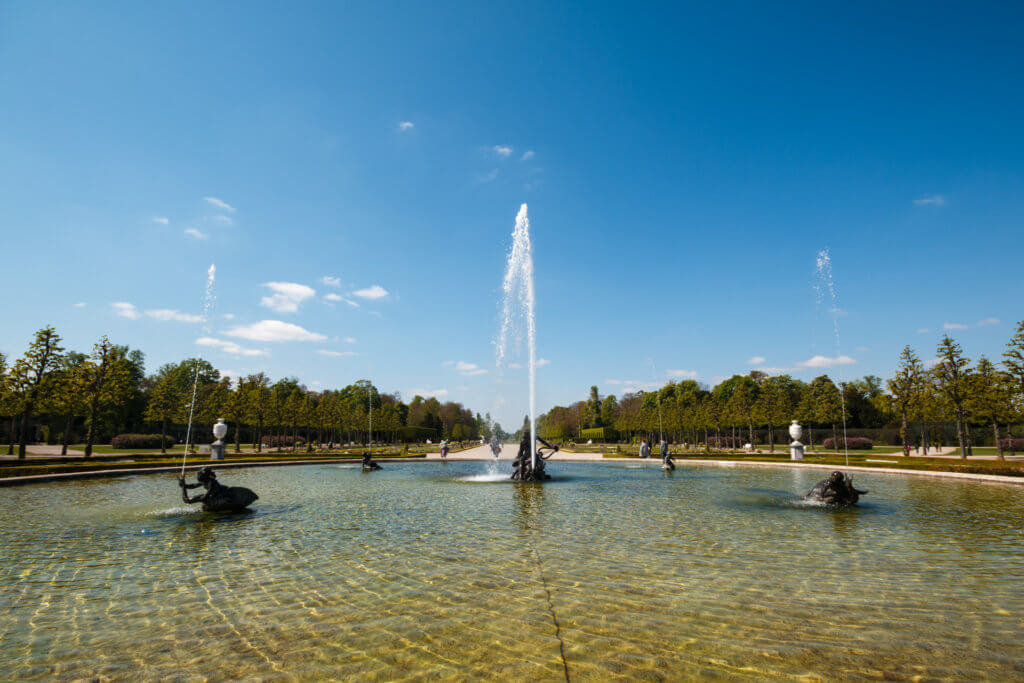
[954,405,967,458]
[18,407,32,459]
[7,415,15,455]
[160,416,168,454]
[900,408,909,456]
[994,420,1004,460]
[234,420,242,453]
[84,393,101,457]
[61,413,73,456]
[768,424,774,453]
[832,423,839,454]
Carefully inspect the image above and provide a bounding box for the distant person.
[640,439,651,459]
[489,436,502,458]
[440,439,449,460]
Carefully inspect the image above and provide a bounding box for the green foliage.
[581,426,618,441]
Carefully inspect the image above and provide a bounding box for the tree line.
[536,323,1024,460]
[0,326,497,459]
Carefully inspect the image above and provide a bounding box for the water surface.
[2,462,1023,680]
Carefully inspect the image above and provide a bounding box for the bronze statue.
[361,452,382,471]
[511,433,557,481]
[179,467,258,511]
[804,471,867,506]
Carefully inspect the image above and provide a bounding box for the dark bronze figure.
[179,467,258,511]
[511,433,557,481]
[362,452,382,471]
[804,471,867,506]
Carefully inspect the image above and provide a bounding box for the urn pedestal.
[789,420,805,461]
[211,418,228,461]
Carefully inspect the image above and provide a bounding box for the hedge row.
[111,434,177,449]
[261,435,305,448]
[822,437,874,450]
[581,427,618,441]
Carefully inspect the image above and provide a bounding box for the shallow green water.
[2,462,1024,680]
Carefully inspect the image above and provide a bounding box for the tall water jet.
[814,249,850,467]
[497,204,538,474]
[181,264,217,476]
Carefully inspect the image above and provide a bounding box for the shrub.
[261,435,305,448]
[581,427,618,442]
[822,437,873,450]
[999,439,1024,452]
[111,433,177,449]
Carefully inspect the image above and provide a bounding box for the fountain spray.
[814,249,850,467]
[181,264,216,477]
[497,204,537,473]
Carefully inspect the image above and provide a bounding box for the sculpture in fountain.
[803,471,867,506]
[511,432,558,481]
[179,467,258,511]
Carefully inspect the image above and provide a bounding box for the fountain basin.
[2,462,1022,679]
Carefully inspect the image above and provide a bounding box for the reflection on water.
[2,462,1024,679]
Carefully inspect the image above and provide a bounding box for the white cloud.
[757,366,796,374]
[667,369,698,378]
[342,336,356,343]
[943,322,967,330]
[208,214,234,227]
[153,216,169,225]
[324,293,344,302]
[111,302,140,319]
[605,379,660,389]
[407,387,449,398]
[520,150,534,161]
[924,358,942,368]
[493,145,513,157]
[260,282,316,313]
[536,358,551,367]
[320,276,341,287]
[978,317,1000,326]
[73,302,86,308]
[352,285,388,300]
[478,168,500,183]
[345,299,360,308]
[223,313,235,320]
[798,355,856,368]
[747,356,766,365]
[917,328,933,334]
[145,309,202,323]
[203,196,236,212]
[854,346,870,352]
[226,320,327,342]
[913,195,946,206]
[195,336,268,357]
[508,362,523,369]
[445,360,489,376]
[184,228,208,240]
[398,121,414,131]
[317,349,357,357]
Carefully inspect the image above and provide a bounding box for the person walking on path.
[640,438,651,459]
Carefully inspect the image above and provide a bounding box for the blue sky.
[1,2,1022,428]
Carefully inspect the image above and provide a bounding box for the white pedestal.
[211,441,224,460]
[790,441,804,461]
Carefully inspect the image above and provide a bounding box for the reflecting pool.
[2,462,1024,679]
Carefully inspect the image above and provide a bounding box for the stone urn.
[789,420,804,461]
[211,418,228,460]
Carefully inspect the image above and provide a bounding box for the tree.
[934,335,971,458]
[600,395,618,429]
[245,373,271,452]
[49,352,89,456]
[81,337,132,457]
[755,375,798,453]
[145,364,181,454]
[224,378,248,452]
[809,375,844,452]
[888,346,923,456]
[10,327,65,459]
[967,356,1014,460]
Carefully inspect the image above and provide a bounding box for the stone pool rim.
[3,455,1024,488]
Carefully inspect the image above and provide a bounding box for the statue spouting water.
[179,467,258,512]
[803,471,867,506]
[511,432,557,481]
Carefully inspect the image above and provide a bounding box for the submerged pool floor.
[2,461,1023,680]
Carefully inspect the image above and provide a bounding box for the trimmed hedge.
[822,437,873,450]
[111,433,177,449]
[707,436,748,448]
[581,427,618,442]
[261,435,305,448]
